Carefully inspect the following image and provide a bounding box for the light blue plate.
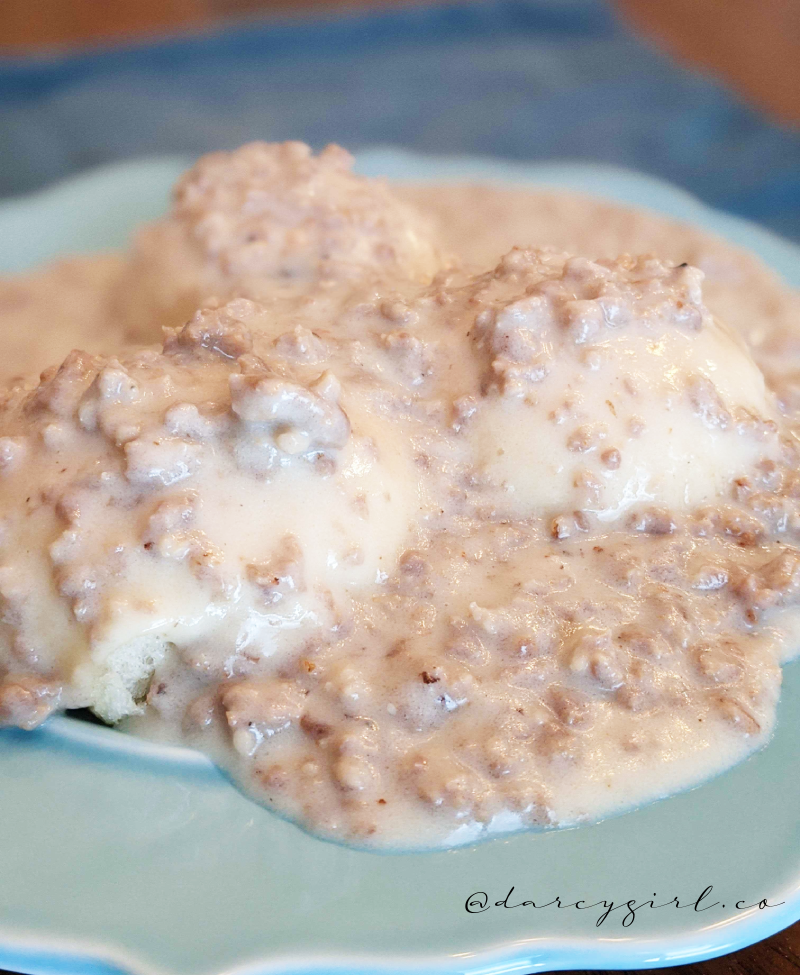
[1,151,799,975]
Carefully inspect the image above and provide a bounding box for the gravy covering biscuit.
[1,143,799,849]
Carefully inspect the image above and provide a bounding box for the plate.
[1,150,799,975]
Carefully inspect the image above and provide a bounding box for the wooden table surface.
[0,0,798,971]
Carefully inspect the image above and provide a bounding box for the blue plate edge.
[3,881,800,975]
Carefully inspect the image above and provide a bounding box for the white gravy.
[1,142,799,850]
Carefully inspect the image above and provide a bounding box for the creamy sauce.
[1,142,799,850]
[0,255,128,383]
